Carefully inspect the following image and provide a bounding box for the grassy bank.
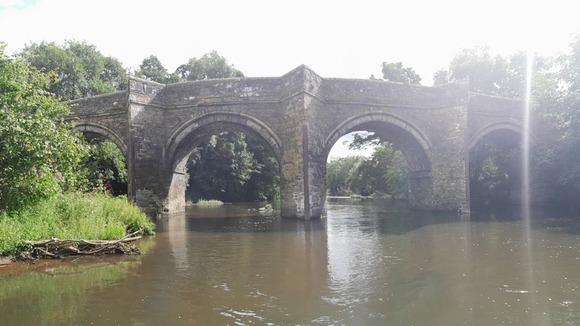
[0,192,155,256]
[187,199,224,206]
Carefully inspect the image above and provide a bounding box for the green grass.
[0,192,155,256]
[189,199,224,206]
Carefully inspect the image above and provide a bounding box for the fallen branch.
[20,230,145,260]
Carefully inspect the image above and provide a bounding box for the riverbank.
[0,192,155,259]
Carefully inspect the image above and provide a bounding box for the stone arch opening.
[73,123,128,196]
[165,113,282,212]
[324,112,433,209]
[467,122,527,210]
[468,121,529,151]
[73,123,128,158]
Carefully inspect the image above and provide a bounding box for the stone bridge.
[68,65,525,219]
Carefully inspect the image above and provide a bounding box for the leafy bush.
[0,46,86,211]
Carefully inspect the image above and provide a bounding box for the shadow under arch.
[73,123,128,157]
[166,112,282,172]
[164,112,282,212]
[467,121,535,209]
[467,121,535,151]
[324,112,434,208]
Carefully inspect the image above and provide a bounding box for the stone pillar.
[428,102,470,213]
[279,123,308,219]
[278,66,326,220]
[126,78,168,215]
[279,125,327,220]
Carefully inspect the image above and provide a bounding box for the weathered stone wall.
[66,91,129,156]
[68,66,525,218]
[317,77,470,212]
[466,94,525,148]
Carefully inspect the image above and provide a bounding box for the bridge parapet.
[67,91,127,117]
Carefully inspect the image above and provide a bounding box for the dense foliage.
[433,37,580,208]
[83,139,128,195]
[0,46,86,211]
[134,55,180,84]
[20,40,127,100]
[186,132,279,202]
[380,61,422,84]
[327,143,407,198]
[175,50,244,81]
[0,44,151,256]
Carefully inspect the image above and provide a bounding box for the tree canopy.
[186,132,279,202]
[327,143,407,198]
[379,61,421,84]
[135,55,179,84]
[0,47,86,210]
[20,40,127,100]
[432,47,551,98]
[175,50,244,81]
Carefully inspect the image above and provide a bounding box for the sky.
[2,0,579,83]
[1,0,579,158]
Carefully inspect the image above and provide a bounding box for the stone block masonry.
[67,66,525,219]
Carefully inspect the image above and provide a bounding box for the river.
[1,198,579,325]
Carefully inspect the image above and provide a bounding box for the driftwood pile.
[19,231,143,260]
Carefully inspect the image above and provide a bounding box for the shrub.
[0,192,154,255]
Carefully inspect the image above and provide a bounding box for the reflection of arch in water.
[73,123,128,157]
[324,112,434,208]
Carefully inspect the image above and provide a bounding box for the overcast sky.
[2,0,579,158]
[2,0,579,84]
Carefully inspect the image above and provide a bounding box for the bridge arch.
[324,112,434,208]
[166,112,282,172]
[468,121,529,151]
[325,112,431,152]
[467,121,537,209]
[164,112,282,212]
[324,112,432,167]
[73,123,128,157]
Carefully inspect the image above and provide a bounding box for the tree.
[135,55,179,84]
[349,143,408,197]
[83,139,128,195]
[432,69,449,85]
[327,156,365,196]
[529,34,580,205]
[244,137,280,200]
[326,143,408,198]
[0,47,86,211]
[433,47,551,98]
[186,131,280,202]
[187,132,258,201]
[469,136,520,207]
[20,40,127,100]
[175,51,243,81]
[380,61,421,84]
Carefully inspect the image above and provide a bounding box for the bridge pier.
[280,126,326,220]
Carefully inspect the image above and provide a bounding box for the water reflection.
[148,203,330,325]
[0,259,138,325]
[1,200,579,325]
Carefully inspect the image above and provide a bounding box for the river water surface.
[1,198,580,325]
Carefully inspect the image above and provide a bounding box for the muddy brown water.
[1,198,579,325]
